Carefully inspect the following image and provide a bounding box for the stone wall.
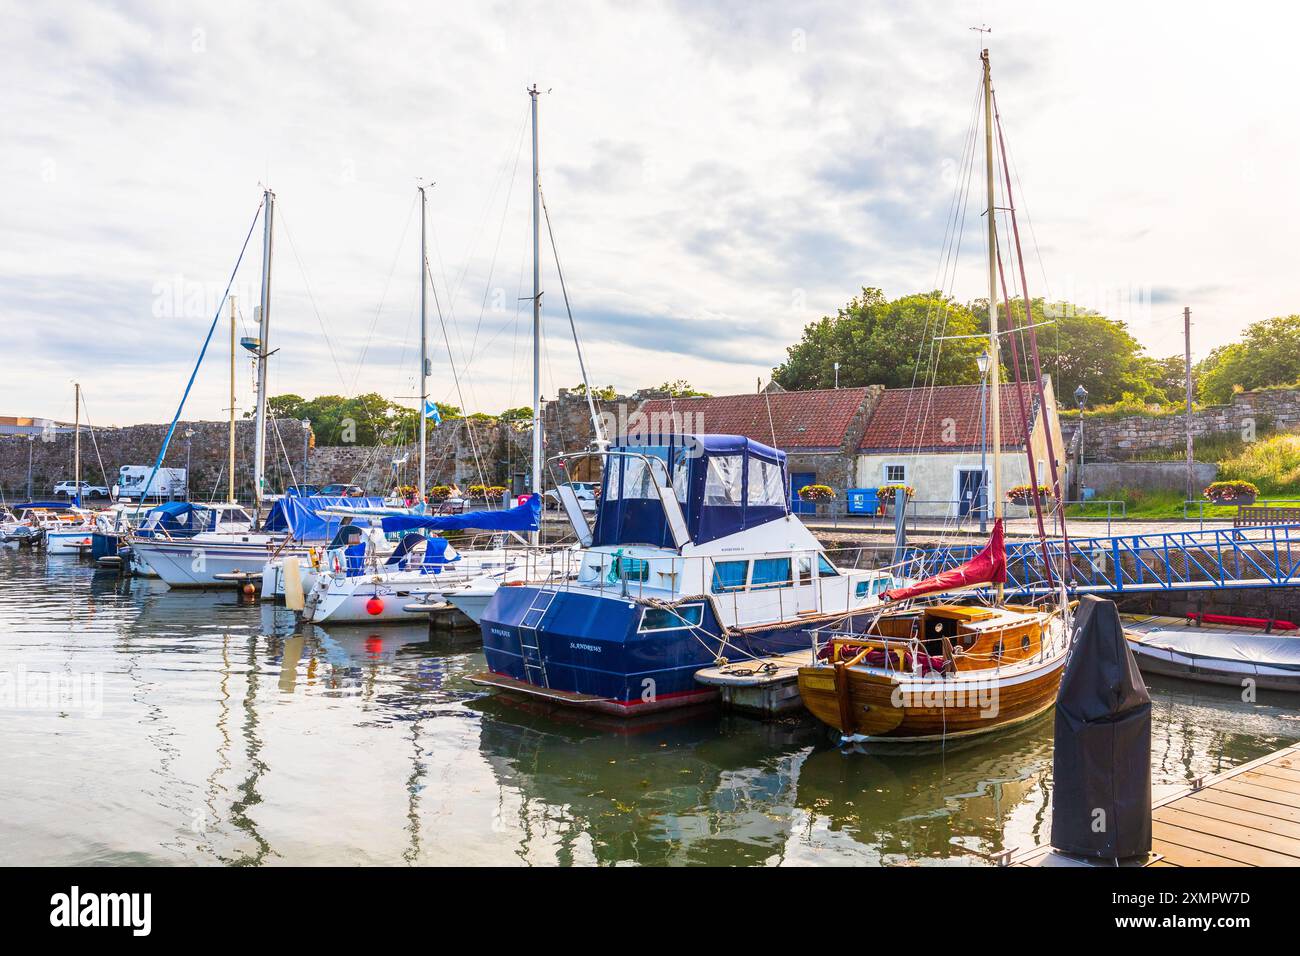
[1061,386,1300,462]
[1076,461,1219,496]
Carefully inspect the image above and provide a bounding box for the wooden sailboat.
[797,48,1073,743]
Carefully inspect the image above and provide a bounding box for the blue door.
[790,472,817,514]
[957,469,986,518]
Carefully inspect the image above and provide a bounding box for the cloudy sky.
[4,0,1299,425]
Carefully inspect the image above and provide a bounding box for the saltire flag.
[423,401,442,425]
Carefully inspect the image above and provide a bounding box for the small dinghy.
[1121,614,1300,692]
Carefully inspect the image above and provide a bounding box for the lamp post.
[1074,385,1088,500]
[26,434,35,500]
[300,419,311,491]
[833,362,840,389]
[183,428,194,501]
[976,351,990,533]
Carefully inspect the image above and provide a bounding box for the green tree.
[1197,315,1300,404]
[652,380,710,398]
[570,383,618,400]
[1003,302,1155,405]
[499,406,533,424]
[773,288,985,390]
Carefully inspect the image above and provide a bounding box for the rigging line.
[350,191,418,396]
[277,206,349,392]
[72,391,114,496]
[909,74,984,403]
[135,196,264,519]
[440,102,532,356]
[539,183,603,443]
[426,256,488,490]
[466,106,531,364]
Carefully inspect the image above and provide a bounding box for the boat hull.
[798,652,1066,742]
[1126,638,1300,693]
[45,530,95,555]
[128,539,276,587]
[479,586,813,716]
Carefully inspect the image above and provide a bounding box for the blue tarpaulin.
[379,494,540,534]
[264,495,385,543]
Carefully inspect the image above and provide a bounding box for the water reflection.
[0,550,1295,866]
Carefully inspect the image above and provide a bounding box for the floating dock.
[694,650,813,716]
[1014,744,1300,867]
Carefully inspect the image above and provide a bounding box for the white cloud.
[3,0,1298,425]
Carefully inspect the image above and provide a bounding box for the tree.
[1142,355,1190,407]
[773,288,985,391]
[499,406,533,424]
[652,380,710,398]
[1197,315,1300,404]
[570,383,618,400]
[1000,301,1155,406]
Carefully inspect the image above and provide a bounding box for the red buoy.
[365,597,384,616]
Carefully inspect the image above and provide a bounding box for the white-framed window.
[883,462,907,484]
[1036,459,1046,484]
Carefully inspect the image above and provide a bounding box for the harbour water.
[3,549,1297,866]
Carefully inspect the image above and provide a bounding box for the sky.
[4,0,1300,426]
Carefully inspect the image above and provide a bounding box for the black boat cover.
[1050,595,1152,859]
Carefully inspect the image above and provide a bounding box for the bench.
[1234,506,1300,527]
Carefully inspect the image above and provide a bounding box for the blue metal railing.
[905,523,1300,596]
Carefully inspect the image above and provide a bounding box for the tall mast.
[529,84,543,542]
[982,48,1003,601]
[73,382,81,506]
[228,295,237,503]
[253,188,275,519]
[418,184,429,502]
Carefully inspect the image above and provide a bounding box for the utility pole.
[1184,306,1194,503]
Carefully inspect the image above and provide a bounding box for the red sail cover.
[881,518,1007,602]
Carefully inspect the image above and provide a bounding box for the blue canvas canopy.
[137,501,216,537]
[264,495,384,543]
[592,434,789,548]
[15,501,73,511]
[379,494,540,534]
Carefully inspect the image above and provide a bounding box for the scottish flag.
[423,401,442,425]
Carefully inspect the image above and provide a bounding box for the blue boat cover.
[379,494,540,534]
[592,434,788,548]
[15,501,73,510]
[264,495,385,542]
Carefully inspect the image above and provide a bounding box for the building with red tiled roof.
[634,387,883,509]
[855,377,1067,518]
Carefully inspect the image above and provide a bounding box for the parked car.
[282,484,320,496]
[543,481,598,512]
[53,480,109,498]
[319,483,365,497]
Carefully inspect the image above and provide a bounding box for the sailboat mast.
[529,84,543,540]
[419,185,429,502]
[73,382,80,505]
[228,296,237,504]
[982,49,1003,601]
[252,187,275,518]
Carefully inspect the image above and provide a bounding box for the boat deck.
[1014,744,1300,867]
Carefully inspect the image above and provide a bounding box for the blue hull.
[480,586,812,715]
[91,532,120,561]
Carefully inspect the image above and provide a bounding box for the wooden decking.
[1015,744,1300,867]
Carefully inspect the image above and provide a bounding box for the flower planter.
[1209,493,1256,507]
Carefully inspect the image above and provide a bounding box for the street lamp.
[1074,385,1089,499]
[976,351,991,533]
[833,362,840,389]
[183,428,194,501]
[300,419,311,490]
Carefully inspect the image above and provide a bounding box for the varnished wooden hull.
[798,651,1066,742]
